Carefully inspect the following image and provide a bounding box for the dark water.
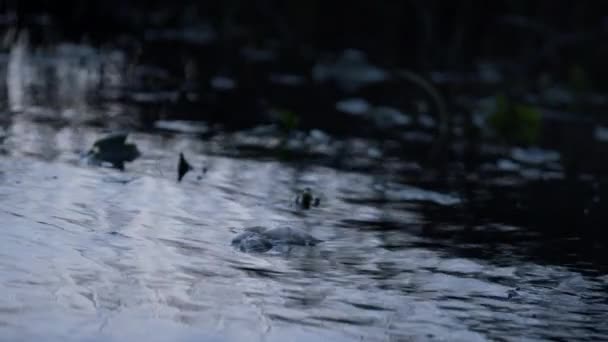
[1,35,608,342]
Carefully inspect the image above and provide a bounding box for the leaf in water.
[568,64,590,93]
[277,109,300,132]
[513,103,542,144]
[488,94,541,145]
[92,133,128,151]
[87,133,140,170]
[178,152,192,182]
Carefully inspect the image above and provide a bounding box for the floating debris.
[177,152,193,182]
[507,287,521,299]
[487,94,542,144]
[85,133,140,170]
[296,188,321,209]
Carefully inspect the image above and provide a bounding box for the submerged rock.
[85,133,140,170]
[231,226,322,253]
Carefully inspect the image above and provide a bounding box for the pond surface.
[0,118,607,342]
[0,26,607,341]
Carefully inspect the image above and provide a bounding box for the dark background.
[9,1,608,76]
[2,1,608,248]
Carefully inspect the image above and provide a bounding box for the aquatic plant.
[488,94,541,145]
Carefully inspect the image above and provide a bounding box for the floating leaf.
[568,64,590,93]
[488,94,541,145]
[86,133,140,170]
[277,109,300,132]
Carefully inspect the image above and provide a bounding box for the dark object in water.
[296,188,321,209]
[86,133,140,170]
[233,234,274,253]
[178,152,193,182]
[92,133,128,150]
[231,226,322,253]
[507,287,521,299]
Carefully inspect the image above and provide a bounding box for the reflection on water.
[0,123,607,342]
[4,31,131,129]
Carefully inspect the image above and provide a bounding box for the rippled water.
[0,29,607,341]
[0,119,607,342]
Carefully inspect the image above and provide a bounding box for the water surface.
[0,121,607,342]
